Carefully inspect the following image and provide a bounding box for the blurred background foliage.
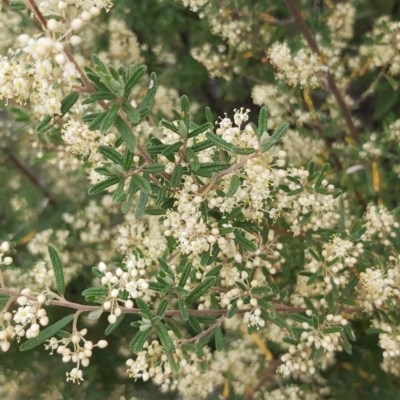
[1,0,400,398]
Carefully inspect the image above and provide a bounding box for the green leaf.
[205,132,255,155]
[88,177,120,195]
[170,165,183,188]
[124,65,147,98]
[114,116,137,152]
[138,72,158,119]
[60,92,79,115]
[88,307,104,320]
[156,299,169,317]
[322,326,343,334]
[188,315,202,333]
[132,174,151,193]
[186,276,216,304]
[135,297,153,319]
[82,286,108,302]
[227,299,238,319]
[155,322,175,353]
[142,163,165,174]
[257,106,268,140]
[234,231,257,252]
[129,329,151,354]
[20,314,74,351]
[158,258,174,277]
[226,175,240,197]
[164,317,183,339]
[112,178,125,203]
[191,139,214,153]
[98,146,124,166]
[35,115,52,134]
[122,103,141,125]
[214,327,224,351]
[261,122,289,153]
[161,141,183,157]
[100,103,119,133]
[188,122,212,139]
[87,111,107,131]
[205,107,214,125]
[185,148,200,171]
[48,245,65,295]
[105,313,126,335]
[178,299,189,320]
[178,263,192,287]
[181,95,190,128]
[135,190,149,218]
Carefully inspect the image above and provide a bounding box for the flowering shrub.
[1,0,400,398]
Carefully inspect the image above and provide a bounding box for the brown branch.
[0,287,363,316]
[26,0,47,29]
[284,0,360,144]
[4,150,58,208]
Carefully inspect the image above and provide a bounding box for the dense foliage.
[1,0,400,399]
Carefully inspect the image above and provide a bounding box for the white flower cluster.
[387,119,400,141]
[45,328,108,384]
[362,203,399,245]
[327,3,356,42]
[268,42,321,88]
[360,16,400,76]
[191,44,232,80]
[61,119,101,160]
[1,288,50,352]
[98,260,151,324]
[359,264,400,309]
[108,18,143,66]
[208,9,252,51]
[278,314,347,377]
[0,241,12,267]
[178,0,209,14]
[276,168,339,236]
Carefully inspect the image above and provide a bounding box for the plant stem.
[284,0,360,144]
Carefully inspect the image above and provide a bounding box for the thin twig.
[284,0,360,144]
[4,150,58,208]
[242,359,283,400]
[26,0,47,29]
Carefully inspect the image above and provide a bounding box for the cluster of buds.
[46,328,108,384]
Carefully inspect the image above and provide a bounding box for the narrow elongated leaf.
[142,163,165,174]
[135,191,149,218]
[135,297,153,319]
[226,175,240,197]
[138,72,158,118]
[60,92,79,115]
[181,95,190,128]
[132,174,151,193]
[188,122,211,139]
[105,313,126,335]
[322,326,343,334]
[129,329,151,354]
[205,107,214,125]
[112,178,125,203]
[257,106,268,140]
[162,142,183,157]
[88,177,119,195]
[100,103,119,133]
[20,314,74,351]
[170,165,183,188]
[98,146,124,165]
[188,315,202,333]
[124,65,147,98]
[178,299,189,320]
[35,115,52,134]
[48,245,65,295]
[122,103,141,125]
[164,317,182,339]
[178,263,192,287]
[114,116,137,152]
[261,122,289,153]
[214,327,224,351]
[234,231,257,252]
[87,111,107,131]
[186,276,216,304]
[205,132,255,155]
[156,299,169,316]
[155,322,175,353]
[88,307,104,320]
